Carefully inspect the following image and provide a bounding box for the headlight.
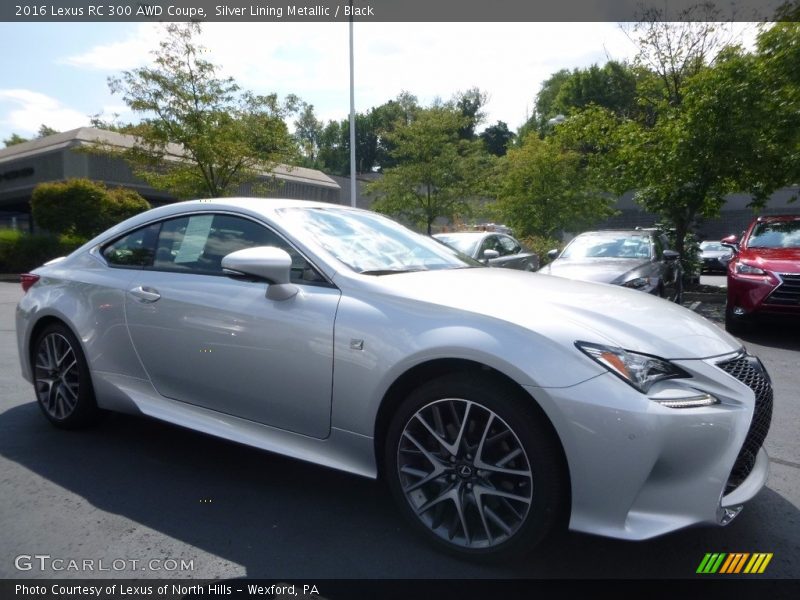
[734,262,767,276]
[575,341,690,393]
[622,276,653,289]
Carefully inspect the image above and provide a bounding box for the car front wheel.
[32,323,99,429]
[384,373,566,559]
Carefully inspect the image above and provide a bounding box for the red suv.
[722,215,800,333]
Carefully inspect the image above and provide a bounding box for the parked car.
[722,215,800,333]
[434,231,539,271]
[18,199,770,558]
[699,241,733,274]
[539,229,683,303]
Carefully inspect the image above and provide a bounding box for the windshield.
[700,242,726,252]
[279,207,480,274]
[561,233,652,260]
[435,234,481,257]
[747,220,800,249]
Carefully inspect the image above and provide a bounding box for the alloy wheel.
[396,398,533,549]
[34,333,80,420]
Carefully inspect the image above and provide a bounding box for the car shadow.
[1,402,798,578]
[738,321,800,352]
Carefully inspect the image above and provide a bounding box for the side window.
[151,213,324,283]
[103,223,160,268]
[479,236,500,257]
[498,235,520,256]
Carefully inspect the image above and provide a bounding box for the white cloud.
[58,21,761,132]
[0,89,90,134]
[61,23,163,71]
[61,22,639,129]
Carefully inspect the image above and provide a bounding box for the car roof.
[577,229,657,237]
[435,232,488,239]
[181,197,348,212]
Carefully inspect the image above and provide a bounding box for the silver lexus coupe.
[16,199,772,558]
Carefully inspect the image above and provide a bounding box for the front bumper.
[728,272,800,317]
[524,351,770,540]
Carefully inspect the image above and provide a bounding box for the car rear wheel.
[33,323,99,429]
[384,373,566,559]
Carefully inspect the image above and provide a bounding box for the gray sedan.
[16,199,770,559]
[540,229,683,303]
[700,241,733,273]
[434,231,539,271]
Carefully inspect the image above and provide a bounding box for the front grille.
[717,354,773,493]
[765,273,800,306]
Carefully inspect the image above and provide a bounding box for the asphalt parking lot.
[1,281,798,579]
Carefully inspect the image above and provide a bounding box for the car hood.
[539,258,646,284]
[367,268,739,360]
[739,247,800,273]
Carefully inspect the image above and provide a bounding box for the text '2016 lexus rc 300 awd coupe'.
[17,199,772,559]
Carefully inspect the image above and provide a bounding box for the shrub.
[31,178,150,238]
[0,230,86,273]
[520,234,563,268]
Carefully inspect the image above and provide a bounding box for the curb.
[684,291,726,304]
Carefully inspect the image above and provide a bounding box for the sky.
[0,21,758,144]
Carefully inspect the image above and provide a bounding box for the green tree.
[315,92,421,174]
[103,23,299,198]
[453,87,488,140]
[368,107,487,234]
[521,62,640,139]
[480,121,515,156]
[518,69,571,140]
[37,124,59,138]
[494,133,615,239]
[754,22,800,188]
[3,125,61,147]
[294,103,324,168]
[3,133,28,147]
[31,179,150,238]
[617,16,796,259]
[371,91,420,170]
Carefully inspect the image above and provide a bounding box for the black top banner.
[0,0,793,22]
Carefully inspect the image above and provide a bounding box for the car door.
[123,212,340,439]
[493,235,534,270]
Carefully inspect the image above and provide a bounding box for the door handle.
[129,286,161,303]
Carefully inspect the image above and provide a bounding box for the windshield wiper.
[359,267,429,276]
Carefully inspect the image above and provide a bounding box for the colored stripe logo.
[697,553,773,574]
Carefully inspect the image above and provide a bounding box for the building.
[0,127,341,231]
[599,188,800,241]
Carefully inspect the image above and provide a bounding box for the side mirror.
[482,249,500,263]
[547,249,559,260]
[720,234,739,252]
[222,246,298,301]
[663,249,679,261]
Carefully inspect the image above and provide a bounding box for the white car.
[16,199,772,558]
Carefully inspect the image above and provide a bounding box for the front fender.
[330,293,605,436]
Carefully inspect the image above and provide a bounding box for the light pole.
[348,2,356,207]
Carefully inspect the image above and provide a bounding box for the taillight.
[20,273,40,293]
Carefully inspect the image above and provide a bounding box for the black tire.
[384,372,567,560]
[32,323,100,429]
